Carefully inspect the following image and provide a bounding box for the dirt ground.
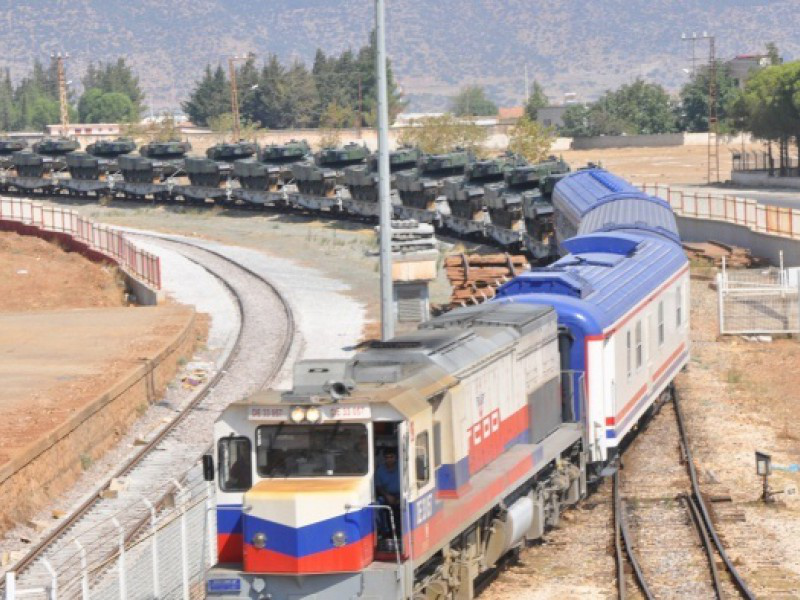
[561,141,766,185]
[0,231,126,311]
[0,232,198,469]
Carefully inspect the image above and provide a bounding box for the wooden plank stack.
[445,253,529,308]
[682,241,763,268]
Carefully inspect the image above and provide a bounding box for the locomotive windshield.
[255,424,368,477]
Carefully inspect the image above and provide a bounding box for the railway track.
[1,235,295,596]
[613,389,755,599]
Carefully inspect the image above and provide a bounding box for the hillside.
[1,0,797,111]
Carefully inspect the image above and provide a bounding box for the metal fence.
[717,258,800,335]
[4,466,214,600]
[732,150,799,174]
[0,196,160,288]
[638,183,800,241]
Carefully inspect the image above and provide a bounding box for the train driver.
[375,448,401,536]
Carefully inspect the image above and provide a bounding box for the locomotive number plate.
[248,406,290,421]
[322,404,371,420]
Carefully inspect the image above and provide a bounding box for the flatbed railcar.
[201,167,690,599]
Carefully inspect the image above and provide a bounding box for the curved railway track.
[613,389,755,600]
[1,234,295,594]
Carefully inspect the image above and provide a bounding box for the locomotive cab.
[206,302,586,599]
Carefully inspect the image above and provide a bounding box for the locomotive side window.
[658,301,665,346]
[255,424,368,477]
[218,436,252,492]
[415,431,430,488]
[635,321,643,369]
[676,285,683,326]
[433,422,442,469]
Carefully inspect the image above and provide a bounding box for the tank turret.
[139,140,191,160]
[32,137,80,156]
[86,137,136,158]
[206,141,258,162]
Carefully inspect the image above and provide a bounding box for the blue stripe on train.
[242,507,374,558]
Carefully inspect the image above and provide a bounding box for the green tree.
[450,85,498,117]
[78,88,137,123]
[508,116,554,162]
[678,64,740,132]
[524,81,548,120]
[398,113,488,155]
[81,58,144,116]
[740,61,800,173]
[181,65,229,126]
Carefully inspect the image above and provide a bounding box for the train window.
[218,436,252,492]
[676,285,683,326]
[635,321,643,369]
[433,422,442,468]
[658,301,665,346]
[255,424,368,477]
[626,330,632,379]
[415,431,430,488]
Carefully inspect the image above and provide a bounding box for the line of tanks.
[0,136,570,258]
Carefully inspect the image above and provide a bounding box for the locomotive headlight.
[331,531,347,547]
[290,406,306,424]
[305,406,322,423]
[252,532,267,549]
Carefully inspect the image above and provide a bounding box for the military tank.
[483,156,571,234]
[66,137,138,179]
[234,139,311,192]
[131,140,192,180]
[291,142,369,197]
[28,137,80,173]
[395,149,472,211]
[445,153,524,220]
[182,141,258,189]
[343,146,421,203]
[0,138,26,169]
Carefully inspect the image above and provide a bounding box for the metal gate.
[718,257,800,335]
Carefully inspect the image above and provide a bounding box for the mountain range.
[1,0,797,112]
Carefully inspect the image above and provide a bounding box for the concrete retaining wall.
[0,309,199,534]
[677,214,800,266]
[731,171,800,190]
[571,133,685,150]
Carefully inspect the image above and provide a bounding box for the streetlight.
[755,451,773,503]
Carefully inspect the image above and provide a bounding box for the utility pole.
[228,54,250,142]
[52,53,69,137]
[228,57,241,142]
[357,78,363,139]
[375,0,394,341]
[706,34,719,183]
[524,64,530,100]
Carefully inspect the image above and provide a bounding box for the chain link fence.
[717,259,800,335]
[5,466,216,600]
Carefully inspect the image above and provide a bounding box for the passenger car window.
[415,431,430,488]
[658,301,665,346]
[635,321,643,369]
[676,285,683,326]
[218,436,252,492]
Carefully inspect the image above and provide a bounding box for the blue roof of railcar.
[577,196,680,244]
[553,168,679,239]
[495,231,687,335]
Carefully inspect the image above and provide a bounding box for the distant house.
[498,106,524,122]
[536,106,569,129]
[726,55,771,89]
[46,123,121,136]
